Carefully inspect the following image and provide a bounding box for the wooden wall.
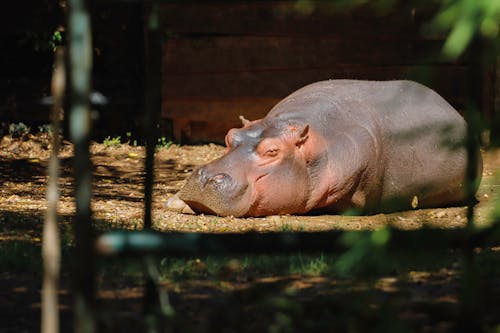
[160,1,485,143]
[0,1,493,143]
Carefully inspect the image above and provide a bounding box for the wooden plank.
[162,97,278,122]
[159,1,428,38]
[169,118,240,144]
[162,65,470,102]
[163,36,454,76]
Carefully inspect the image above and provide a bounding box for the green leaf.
[443,18,475,59]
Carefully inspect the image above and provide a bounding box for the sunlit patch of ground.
[0,134,498,235]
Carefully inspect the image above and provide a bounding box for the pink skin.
[177,120,337,217]
[242,124,311,216]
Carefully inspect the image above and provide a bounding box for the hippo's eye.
[256,139,281,160]
[264,148,280,157]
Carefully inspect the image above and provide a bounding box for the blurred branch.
[68,0,96,331]
[431,0,500,59]
[42,46,65,333]
[95,226,500,258]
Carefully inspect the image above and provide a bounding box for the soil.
[1,133,500,332]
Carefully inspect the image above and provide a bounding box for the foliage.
[102,136,121,147]
[124,131,139,146]
[1,122,53,137]
[294,0,500,59]
[431,0,500,59]
[334,228,391,275]
[157,136,173,149]
[38,124,52,134]
[49,30,64,52]
[8,122,30,138]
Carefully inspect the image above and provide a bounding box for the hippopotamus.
[166,80,482,217]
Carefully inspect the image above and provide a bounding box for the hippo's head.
[177,117,321,217]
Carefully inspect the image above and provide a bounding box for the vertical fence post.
[143,1,163,330]
[143,1,161,231]
[42,47,65,333]
[68,0,96,332]
[458,106,482,333]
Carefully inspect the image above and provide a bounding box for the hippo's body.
[167,80,482,217]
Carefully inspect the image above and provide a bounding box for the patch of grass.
[38,124,52,134]
[279,224,293,232]
[97,258,144,283]
[8,122,30,138]
[159,257,211,280]
[103,136,121,147]
[157,136,173,149]
[125,132,138,147]
[157,254,338,282]
[153,247,474,283]
[289,254,330,276]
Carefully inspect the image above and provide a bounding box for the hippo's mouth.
[255,172,269,183]
[178,173,252,216]
[181,200,218,216]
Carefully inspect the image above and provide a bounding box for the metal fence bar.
[68,0,96,332]
[143,0,161,231]
[142,1,163,331]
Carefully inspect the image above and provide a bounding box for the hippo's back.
[269,80,475,210]
[359,80,470,207]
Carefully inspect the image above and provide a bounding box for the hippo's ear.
[292,124,309,147]
[239,115,251,127]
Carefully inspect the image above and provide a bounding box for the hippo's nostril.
[197,167,207,177]
[197,168,231,187]
[210,173,229,184]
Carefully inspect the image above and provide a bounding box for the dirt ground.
[1,133,500,332]
[0,132,498,234]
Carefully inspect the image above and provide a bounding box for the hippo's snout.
[178,164,251,216]
[196,167,233,189]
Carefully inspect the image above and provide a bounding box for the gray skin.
[166,80,482,217]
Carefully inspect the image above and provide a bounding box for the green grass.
[153,249,464,283]
[103,135,121,147]
[279,223,305,232]
[157,136,173,149]
[8,122,30,137]
[102,136,121,147]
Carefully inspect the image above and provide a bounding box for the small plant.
[49,30,63,52]
[103,136,121,147]
[291,254,329,276]
[38,124,52,134]
[279,223,294,232]
[157,136,173,149]
[125,132,138,146]
[9,122,30,138]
